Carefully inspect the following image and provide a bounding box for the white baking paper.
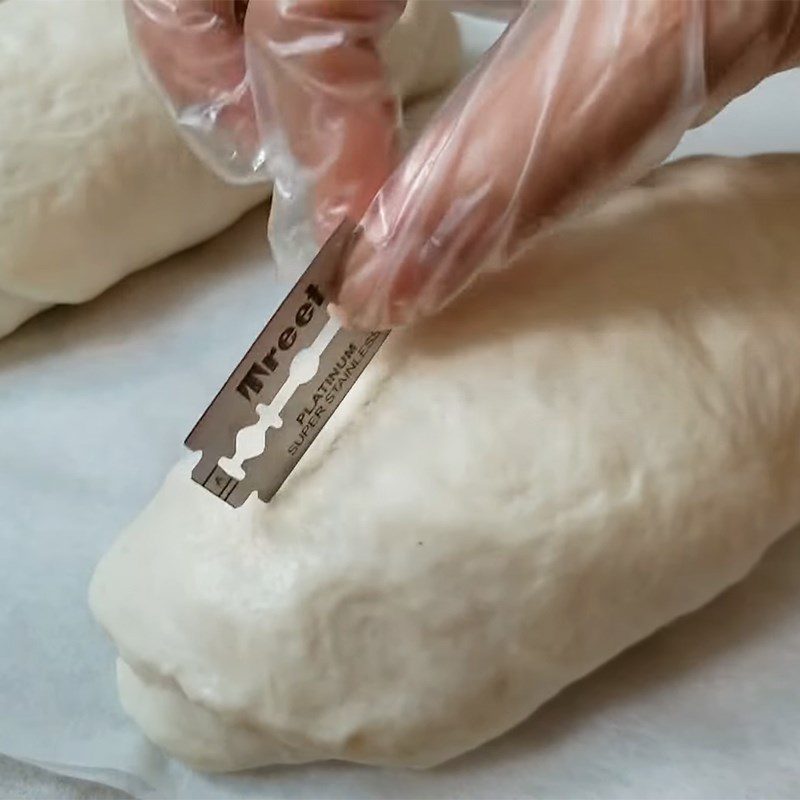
[2,14,800,798]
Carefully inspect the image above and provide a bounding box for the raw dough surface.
[0,0,459,339]
[90,155,800,771]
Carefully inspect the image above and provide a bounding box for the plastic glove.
[124,0,403,246]
[127,1,800,331]
[338,0,800,328]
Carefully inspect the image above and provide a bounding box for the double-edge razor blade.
[185,221,388,508]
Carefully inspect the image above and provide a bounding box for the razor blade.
[185,221,388,507]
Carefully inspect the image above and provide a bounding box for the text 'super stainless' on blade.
[222,327,388,507]
[184,220,388,506]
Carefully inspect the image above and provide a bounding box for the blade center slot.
[217,312,340,480]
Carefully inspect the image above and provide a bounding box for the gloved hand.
[127,1,800,330]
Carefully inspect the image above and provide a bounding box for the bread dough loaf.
[0,0,460,339]
[90,155,800,771]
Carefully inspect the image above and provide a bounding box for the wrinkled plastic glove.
[125,0,404,256]
[127,1,800,330]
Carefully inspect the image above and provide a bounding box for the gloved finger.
[243,0,405,239]
[338,0,800,330]
[124,0,259,181]
[127,0,406,233]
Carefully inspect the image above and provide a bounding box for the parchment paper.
[2,14,800,798]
